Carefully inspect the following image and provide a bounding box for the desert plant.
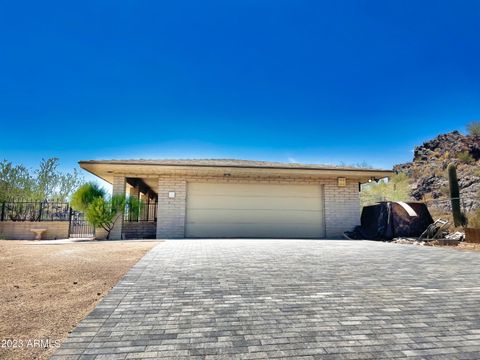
[70,182,106,212]
[0,158,84,202]
[71,183,140,239]
[467,121,480,137]
[447,164,467,227]
[83,195,140,239]
[360,173,411,206]
[468,209,480,229]
[457,151,475,164]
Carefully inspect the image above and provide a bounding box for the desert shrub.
[360,173,411,206]
[468,209,480,229]
[71,183,140,239]
[457,151,475,164]
[439,185,450,198]
[70,182,106,212]
[467,121,480,137]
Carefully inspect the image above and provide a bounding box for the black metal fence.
[124,202,157,222]
[68,210,95,238]
[0,200,158,223]
[0,201,71,222]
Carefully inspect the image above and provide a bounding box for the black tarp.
[345,202,434,240]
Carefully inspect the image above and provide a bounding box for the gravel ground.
[0,240,159,360]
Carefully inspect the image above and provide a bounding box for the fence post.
[1,202,4,221]
[67,207,73,237]
[38,202,43,221]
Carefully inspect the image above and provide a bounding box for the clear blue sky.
[1,1,479,181]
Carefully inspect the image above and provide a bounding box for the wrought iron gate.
[68,209,95,238]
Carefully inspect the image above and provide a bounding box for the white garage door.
[186,182,325,238]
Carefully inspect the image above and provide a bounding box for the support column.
[140,193,149,221]
[129,184,140,222]
[156,177,186,239]
[110,176,126,240]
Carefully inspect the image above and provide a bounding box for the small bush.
[457,151,475,164]
[360,173,411,206]
[467,121,480,137]
[468,209,480,229]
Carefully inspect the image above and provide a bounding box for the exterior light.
[168,191,176,198]
[337,177,347,187]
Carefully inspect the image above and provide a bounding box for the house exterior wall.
[0,221,70,240]
[123,222,156,239]
[156,178,187,239]
[155,174,360,239]
[110,176,126,240]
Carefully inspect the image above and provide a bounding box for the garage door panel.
[186,223,324,239]
[186,182,325,238]
[188,182,321,197]
[187,195,323,211]
[187,209,322,224]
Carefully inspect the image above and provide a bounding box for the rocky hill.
[394,131,480,213]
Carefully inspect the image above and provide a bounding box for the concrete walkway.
[52,240,480,359]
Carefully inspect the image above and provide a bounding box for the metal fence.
[0,201,158,223]
[0,201,71,222]
[124,202,157,222]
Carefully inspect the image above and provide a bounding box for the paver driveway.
[52,240,480,359]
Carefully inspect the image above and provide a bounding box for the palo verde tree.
[71,182,141,239]
[0,158,84,202]
[448,163,467,227]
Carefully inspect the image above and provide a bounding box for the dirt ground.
[0,240,160,360]
[454,242,480,252]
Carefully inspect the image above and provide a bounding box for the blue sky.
[0,0,479,183]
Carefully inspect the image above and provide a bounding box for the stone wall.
[123,222,157,239]
[0,221,70,240]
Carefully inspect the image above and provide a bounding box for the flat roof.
[79,159,393,190]
[79,158,392,173]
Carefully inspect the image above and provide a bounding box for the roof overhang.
[79,160,393,185]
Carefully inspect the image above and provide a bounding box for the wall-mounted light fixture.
[337,177,347,187]
[168,191,176,198]
[224,173,231,177]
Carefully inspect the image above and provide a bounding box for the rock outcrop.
[394,131,480,212]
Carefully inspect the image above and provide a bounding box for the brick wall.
[110,176,126,240]
[156,178,187,239]
[156,174,361,239]
[0,221,69,240]
[324,180,361,238]
[123,222,156,239]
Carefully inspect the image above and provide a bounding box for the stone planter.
[465,228,480,243]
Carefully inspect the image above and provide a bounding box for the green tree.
[34,158,84,201]
[71,184,141,239]
[0,160,35,201]
[0,158,84,202]
[70,182,106,212]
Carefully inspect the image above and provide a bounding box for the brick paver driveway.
[52,240,480,359]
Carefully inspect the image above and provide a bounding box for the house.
[79,159,392,239]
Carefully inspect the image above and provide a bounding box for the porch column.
[129,184,140,221]
[156,177,186,238]
[110,176,126,240]
[140,192,149,221]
